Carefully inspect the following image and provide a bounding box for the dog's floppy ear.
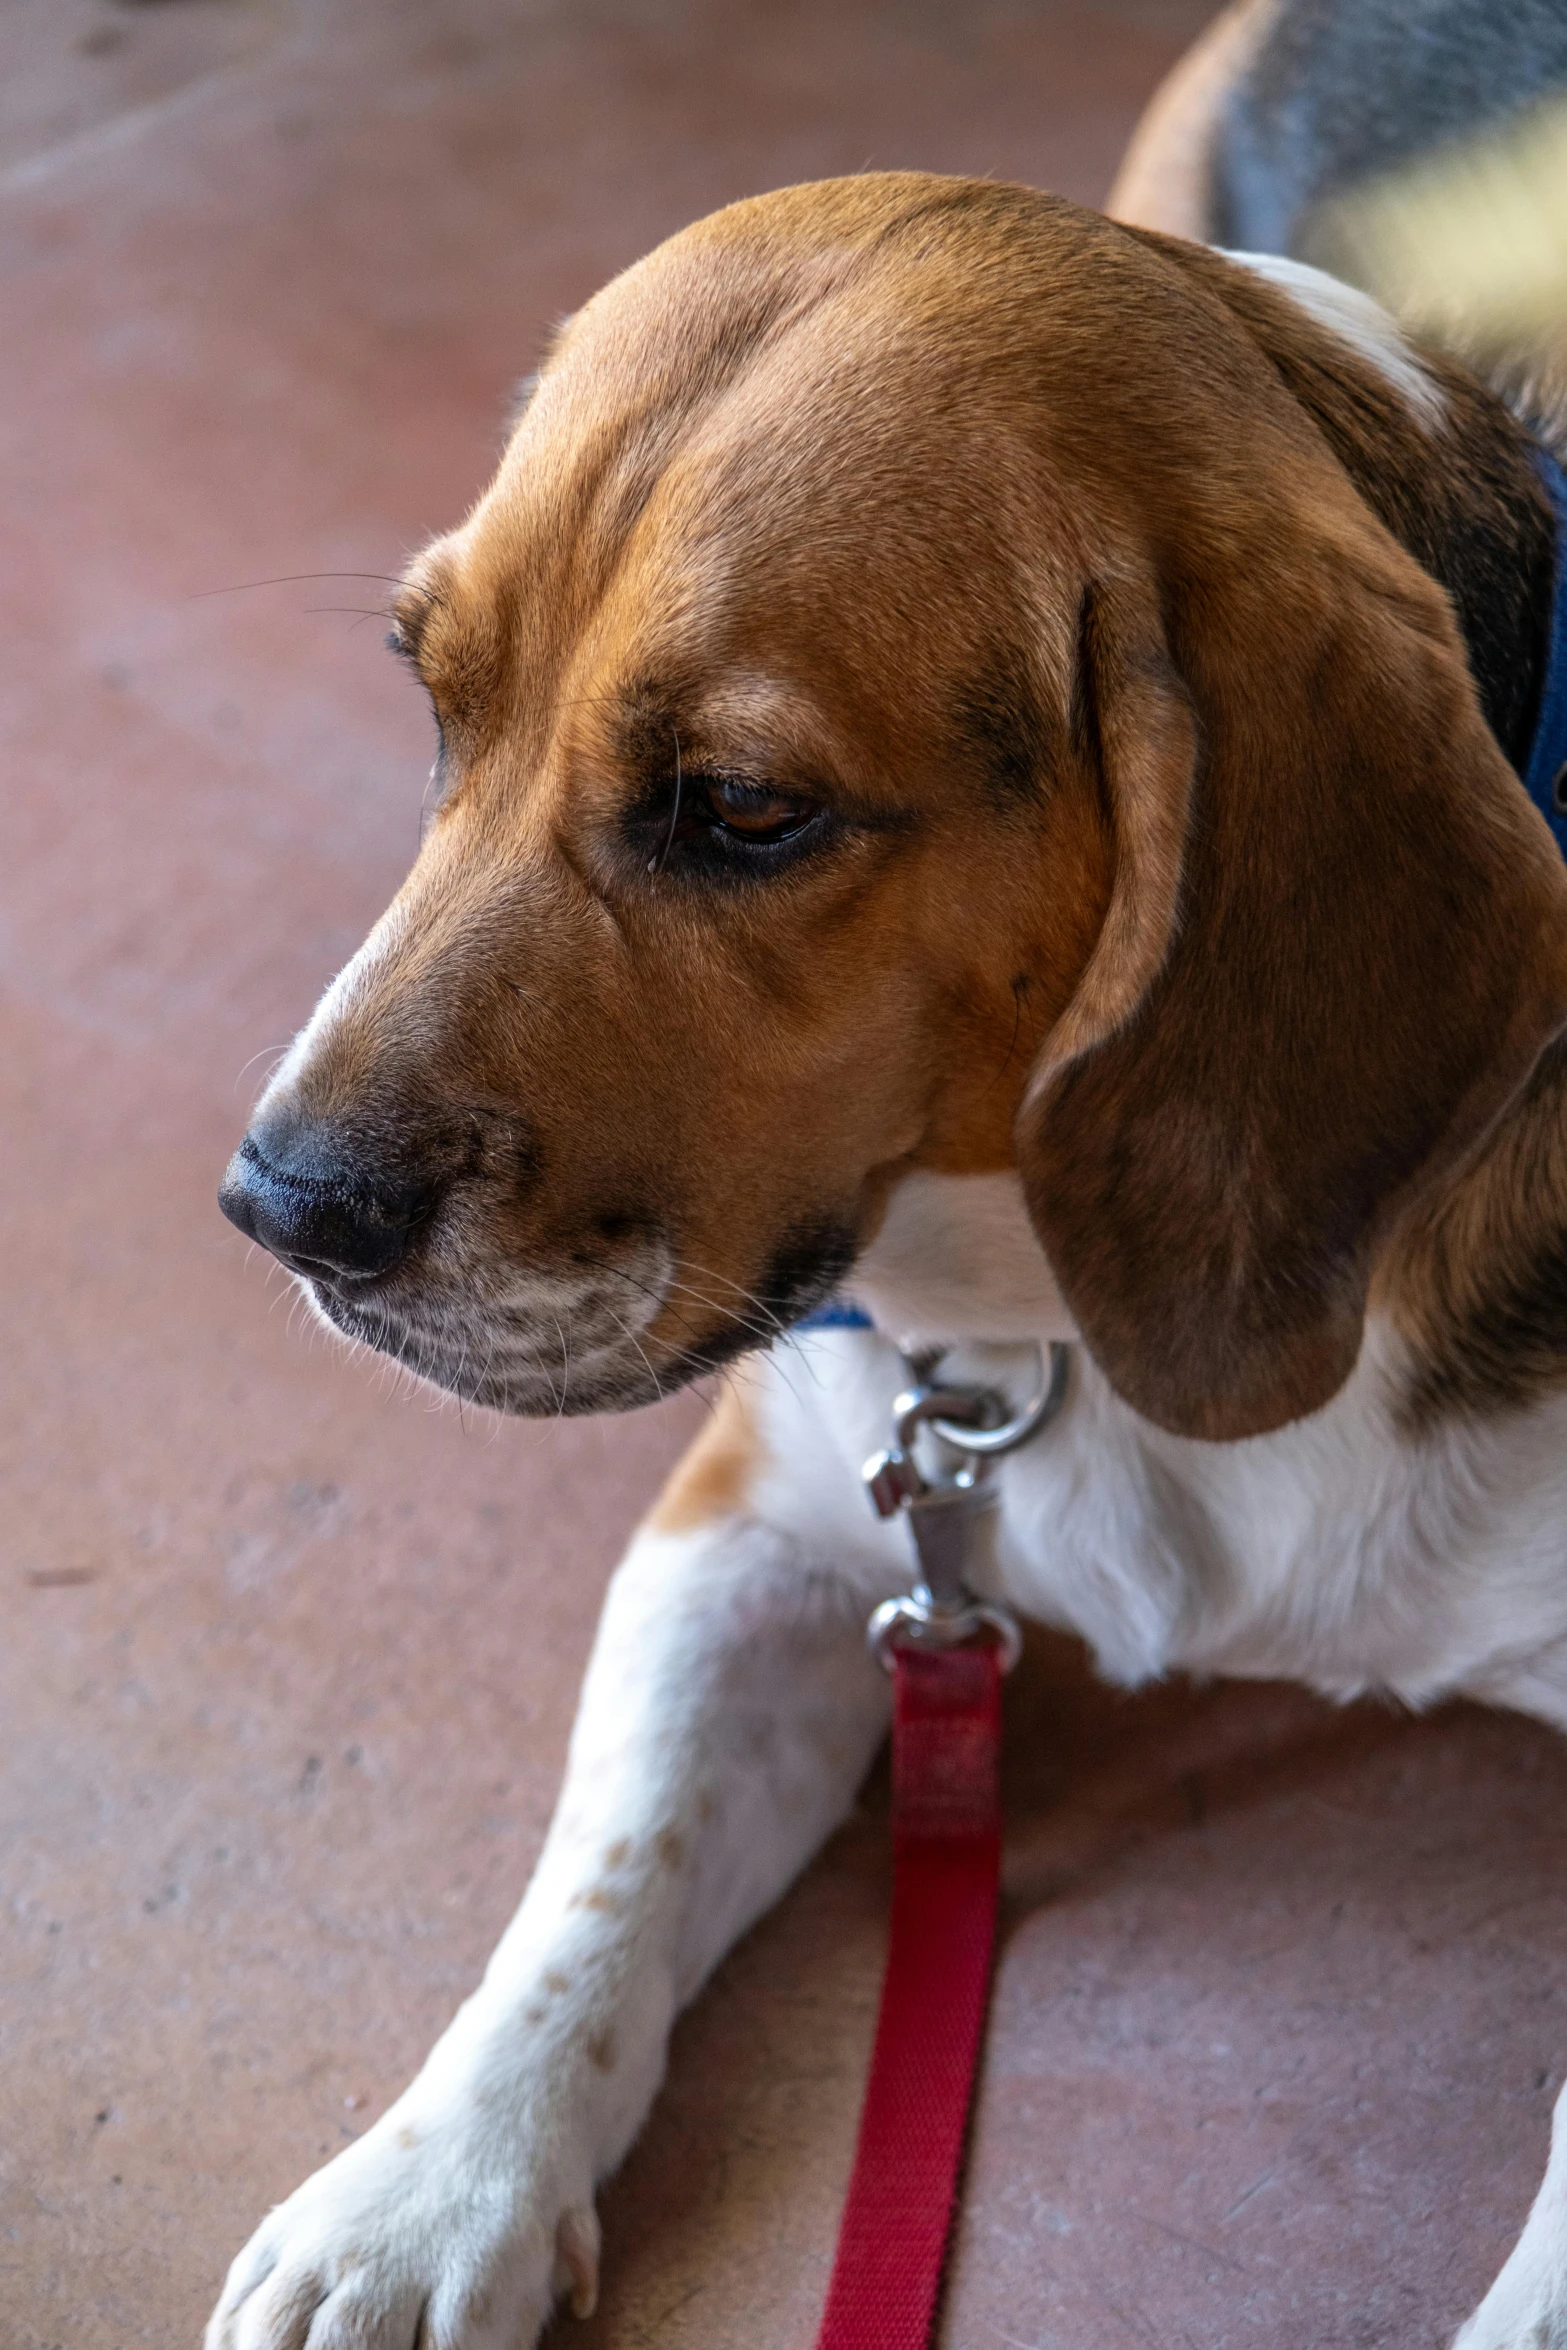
[1018,513,1567,1442]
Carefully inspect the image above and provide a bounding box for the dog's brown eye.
[633,767,831,881]
[702,778,816,841]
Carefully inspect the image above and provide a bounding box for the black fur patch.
[953,644,1063,806]
[670,1216,860,1377]
[1326,378,1557,771]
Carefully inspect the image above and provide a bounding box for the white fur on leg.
[205,1502,894,2350]
[1457,2080,1567,2348]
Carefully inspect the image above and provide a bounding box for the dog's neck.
[1143,236,1563,771]
[1269,294,1556,769]
[1290,324,1567,1427]
[1314,361,1559,778]
[1279,310,1567,1428]
[1261,322,1567,1426]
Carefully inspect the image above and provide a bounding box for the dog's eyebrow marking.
[955,643,1064,807]
[603,675,691,772]
[606,672,850,790]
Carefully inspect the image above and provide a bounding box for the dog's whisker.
[233,1043,292,1096]
[601,1306,666,1405]
[670,1256,792,1336]
[187,570,411,602]
[577,1252,786,1351]
[540,1314,566,1417]
[452,1332,471,1432]
[557,1311,573,1417]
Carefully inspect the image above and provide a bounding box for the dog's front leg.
[206,1383,892,2350]
[1456,2078,1567,2348]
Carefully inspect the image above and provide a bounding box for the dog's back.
[1109,0,1567,428]
[1212,0,1567,255]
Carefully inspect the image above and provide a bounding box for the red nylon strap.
[814,1641,1003,2350]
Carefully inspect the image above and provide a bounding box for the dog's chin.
[297,1282,675,1416]
[297,1278,795,1417]
[294,1212,861,1416]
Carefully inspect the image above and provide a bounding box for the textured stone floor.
[5,4,1564,2347]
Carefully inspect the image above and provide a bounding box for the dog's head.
[221,174,1567,1437]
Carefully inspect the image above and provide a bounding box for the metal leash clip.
[864,1342,1070,1673]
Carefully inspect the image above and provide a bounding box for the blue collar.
[1525,442,1567,857]
[797,1297,874,1332]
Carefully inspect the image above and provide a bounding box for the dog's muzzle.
[217,1107,681,1414]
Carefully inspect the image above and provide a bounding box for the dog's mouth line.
[297,1283,674,1411]
[301,1278,832,1419]
[314,1291,642,1360]
[305,1297,686,1419]
[299,1272,700,1390]
[301,1263,802,1358]
[286,1210,861,1412]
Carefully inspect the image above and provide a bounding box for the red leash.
[810,1339,1065,2349]
[814,1641,1004,2350]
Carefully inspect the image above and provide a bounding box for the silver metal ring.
[866,1592,1024,1674]
[925,1340,1071,1456]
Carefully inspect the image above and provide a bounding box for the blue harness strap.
[1525,443,1567,860]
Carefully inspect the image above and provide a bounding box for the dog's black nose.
[219,1128,440,1281]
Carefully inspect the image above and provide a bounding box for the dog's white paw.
[205,2098,598,2350]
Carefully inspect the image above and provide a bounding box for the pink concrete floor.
[4,5,1564,2347]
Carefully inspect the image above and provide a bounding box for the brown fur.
[247,174,1567,1446]
[648,1381,762,1534]
[1132,233,1559,764]
[1384,1035,1567,1430]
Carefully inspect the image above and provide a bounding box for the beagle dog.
[210,166,1567,2350]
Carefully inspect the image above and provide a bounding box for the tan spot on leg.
[395,2126,420,2151]
[647,1378,760,1534]
[567,1887,619,1914]
[655,1828,686,1871]
[259,2264,335,2341]
[544,1970,571,1994]
[603,1837,630,1868]
[587,2029,617,2073]
[555,2205,601,2322]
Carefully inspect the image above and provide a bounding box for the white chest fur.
[779,1173,1567,1728]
